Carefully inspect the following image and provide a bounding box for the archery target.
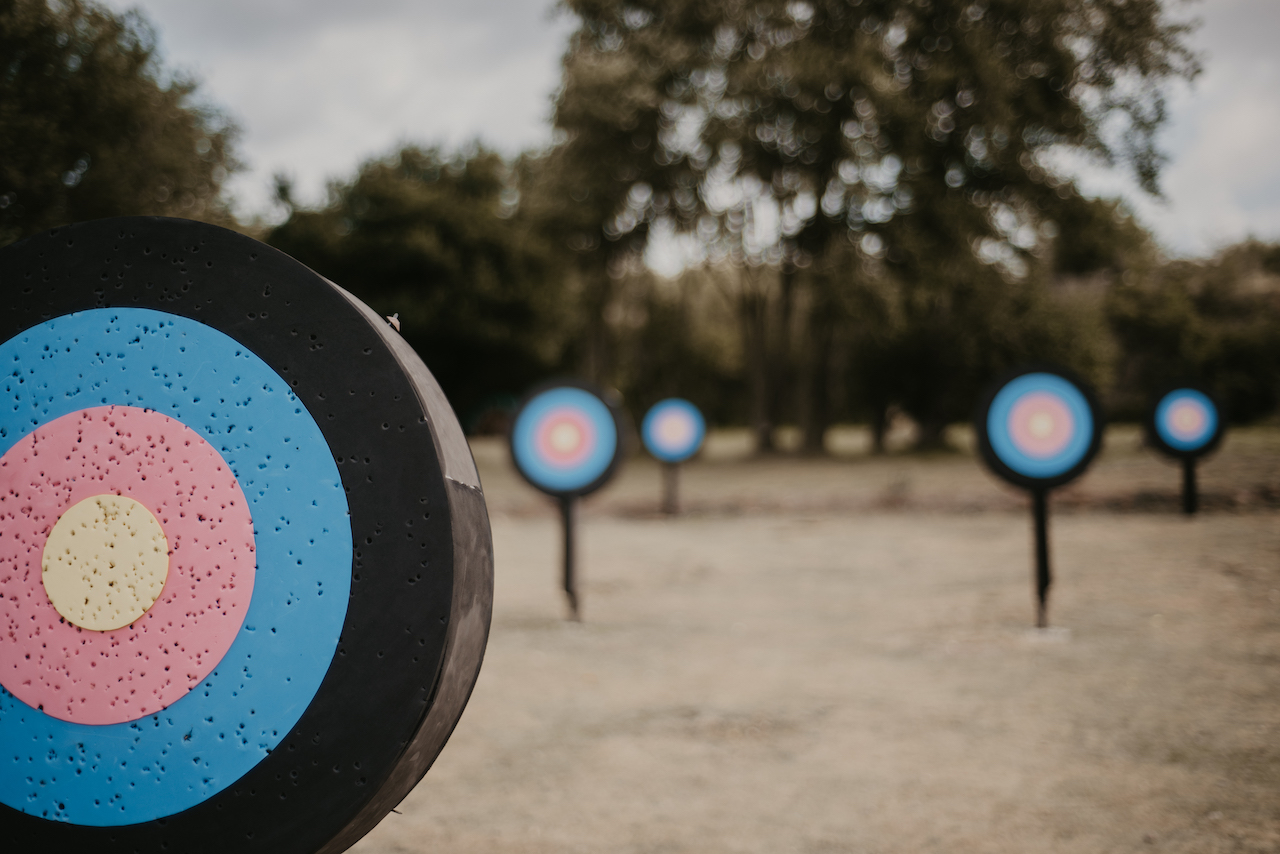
[641,398,705,464]
[1150,387,1222,457]
[976,367,1102,490]
[0,218,492,854]
[0,308,349,825]
[510,382,623,497]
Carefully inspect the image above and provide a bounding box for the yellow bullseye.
[41,494,170,632]
[549,421,583,454]
[1028,411,1056,439]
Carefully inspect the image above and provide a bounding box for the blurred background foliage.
[0,0,238,244]
[3,0,1279,448]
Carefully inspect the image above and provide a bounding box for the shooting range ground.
[351,425,1280,854]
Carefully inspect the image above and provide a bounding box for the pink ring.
[0,406,255,725]
[1008,392,1074,458]
[1166,400,1207,441]
[535,408,596,467]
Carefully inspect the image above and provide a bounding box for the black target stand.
[508,380,626,621]
[1145,384,1225,517]
[975,366,1104,628]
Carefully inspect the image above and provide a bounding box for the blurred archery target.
[641,398,705,464]
[1150,387,1222,457]
[0,218,492,854]
[510,382,623,497]
[977,367,1102,490]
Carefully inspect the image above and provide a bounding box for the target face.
[0,218,492,854]
[976,367,1103,490]
[510,382,623,497]
[641,399,705,464]
[1148,386,1223,458]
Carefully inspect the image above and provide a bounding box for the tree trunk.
[581,262,613,386]
[770,260,797,444]
[798,296,834,455]
[914,416,949,451]
[740,288,774,454]
[870,404,889,454]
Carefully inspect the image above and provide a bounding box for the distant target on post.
[1145,384,1224,515]
[975,366,1103,627]
[509,381,625,620]
[642,398,706,463]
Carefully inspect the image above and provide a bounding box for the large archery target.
[510,383,622,497]
[642,398,705,464]
[0,308,349,824]
[1151,387,1222,457]
[976,368,1102,490]
[0,218,492,854]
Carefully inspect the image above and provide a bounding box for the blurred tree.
[553,0,1197,450]
[1048,195,1156,280]
[267,146,575,424]
[540,3,714,384]
[0,0,239,245]
[1108,240,1280,422]
[611,263,747,425]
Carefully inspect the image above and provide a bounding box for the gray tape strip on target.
[0,217,493,854]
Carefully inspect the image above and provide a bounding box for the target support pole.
[1182,458,1198,515]
[1032,489,1051,628]
[662,462,680,515]
[560,496,580,620]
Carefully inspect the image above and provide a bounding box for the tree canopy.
[267,146,576,424]
[547,0,1199,447]
[0,0,238,245]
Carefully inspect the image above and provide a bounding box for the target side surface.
[0,218,493,854]
[974,365,1104,491]
[1146,384,1224,459]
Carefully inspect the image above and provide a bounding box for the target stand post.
[642,399,705,517]
[975,366,1103,628]
[560,495,580,620]
[662,462,680,515]
[1032,489,1051,628]
[1146,385,1223,517]
[1182,458,1198,515]
[509,380,626,621]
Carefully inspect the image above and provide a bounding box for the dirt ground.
[351,426,1280,854]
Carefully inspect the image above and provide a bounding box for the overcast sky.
[104,0,1280,259]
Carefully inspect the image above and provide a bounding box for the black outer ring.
[507,377,628,499]
[1144,382,1226,461]
[973,363,1105,492]
[0,218,493,854]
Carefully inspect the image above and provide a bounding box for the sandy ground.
[350,427,1280,854]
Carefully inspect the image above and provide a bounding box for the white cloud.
[103,0,575,218]
[104,0,1280,256]
[1064,0,1280,256]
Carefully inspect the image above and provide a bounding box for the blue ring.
[642,399,705,463]
[0,308,351,826]
[511,387,617,493]
[1155,388,1217,452]
[987,373,1094,480]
